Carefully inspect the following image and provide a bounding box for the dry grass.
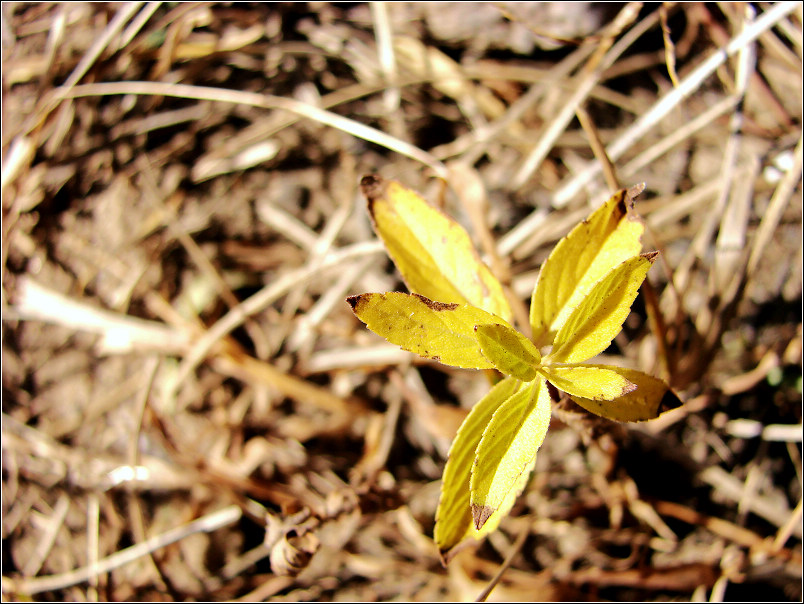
[2,3,802,601]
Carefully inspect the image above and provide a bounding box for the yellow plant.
[347,175,680,561]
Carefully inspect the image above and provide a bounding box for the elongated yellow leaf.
[530,187,645,347]
[569,366,682,421]
[470,379,551,530]
[474,323,541,381]
[434,377,521,561]
[347,292,506,369]
[361,175,513,322]
[548,252,658,364]
[538,364,636,401]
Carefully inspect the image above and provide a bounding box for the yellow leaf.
[434,377,520,561]
[538,364,636,400]
[361,175,513,322]
[347,292,506,369]
[530,187,645,347]
[569,367,683,421]
[474,323,541,381]
[548,252,658,364]
[470,379,551,530]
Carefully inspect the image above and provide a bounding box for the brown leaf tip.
[471,503,495,530]
[360,174,386,201]
[658,388,683,414]
[412,293,459,311]
[621,380,638,396]
[626,182,646,203]
[346,295,362,311]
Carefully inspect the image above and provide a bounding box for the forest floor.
[2,3,802,601]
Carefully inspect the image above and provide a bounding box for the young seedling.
[347,174,680,561]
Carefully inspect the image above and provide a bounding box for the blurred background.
[2,2,801,601]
